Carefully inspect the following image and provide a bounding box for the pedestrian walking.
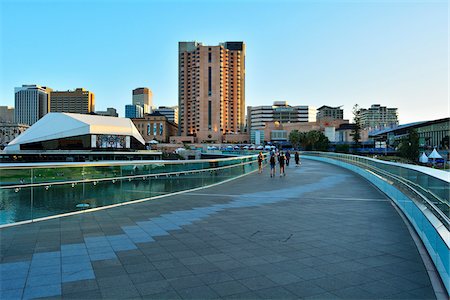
[286,150,291,167]
[258,151,264,174]
[270,153,276,177]
[279,152,286,176]
[295,151,300,167]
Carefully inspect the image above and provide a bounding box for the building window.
[208,101,212,130]
[208,52,212,63]
[208,67,212,96]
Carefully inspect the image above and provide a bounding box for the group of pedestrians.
[257,149,301,178]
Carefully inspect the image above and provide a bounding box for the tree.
[289,130,301,149]
[351,104,362,150]
[398,129,420,162]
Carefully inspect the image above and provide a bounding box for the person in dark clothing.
[278,152,286,176]
[295,151,300,167]
[270,153,276,177]
[285,150,291,166]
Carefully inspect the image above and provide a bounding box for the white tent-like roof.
[419,152,429,163]
[5,113,145,152]
[428,148,443,159]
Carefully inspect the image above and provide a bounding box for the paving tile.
[284,281,327,298]
[159,265,193,279]
[89,251,117,261]
[331,286,377,299]
[62,279,99,294]
[93,265,128,279]
[26,273,61,287]
[168,274,205,290]
[129,270,165,284]
[266,272,302,285]
[196,271,234,285]
[209,280,250,297]
[186,262,220,274]
[97,274,134,288]
[62,269,95,283]
[62,261,92,273]
[1,277,26,291]
[100,284,140,299]
[255,286,298,299]
[239,275,278,291]
[124,262,156,274]
[176,285,219,299]
[0,289,23,300]
[62,289,102,299]
[134,279,172,296]
[143,288,181,299]
[23,284,61,299]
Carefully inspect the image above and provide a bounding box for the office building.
[125,104,144,119]
[0,106,15,123]
[15,85,52,125]
[95,107,118,117]
[133,87,153,114]
[154,106,178,124]
[50,88,95,114]
[317,105,344,120]
[131,111,178,143]
[357,104,398,130]
[178,41,245,142]
[247,101,316,131]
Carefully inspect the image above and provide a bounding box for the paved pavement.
[0,159,436,299]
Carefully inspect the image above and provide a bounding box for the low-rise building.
[95,107,118,117]
[4,113,145,152]
[131,112,178,144]
[0,106,15,123]
[0,123,29,148]
[263,118,351,144]
[370,118,449,150]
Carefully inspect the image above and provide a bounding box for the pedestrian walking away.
[295,151,301,167]
[279,152,286,176]
[258,151,264,174]
[270,153,276,177]
[286,150,291,167]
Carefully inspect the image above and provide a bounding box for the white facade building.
[247,101,316,131]
[15,85,52,125]
[5,113,145,152]
[358,104,398,130]
[154,106,178,124]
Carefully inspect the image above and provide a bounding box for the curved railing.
[301,152,449,296]
[0,154,266,226]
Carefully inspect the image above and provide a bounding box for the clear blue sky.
[1,0,448,123]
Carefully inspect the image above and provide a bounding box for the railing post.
[30,168,33,221]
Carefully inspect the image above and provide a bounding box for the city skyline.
[1,0,448,124]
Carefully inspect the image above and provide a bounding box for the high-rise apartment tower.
[15,85,52,125]
[178,41,245,142]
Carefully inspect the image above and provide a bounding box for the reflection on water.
[0,163,255,225]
